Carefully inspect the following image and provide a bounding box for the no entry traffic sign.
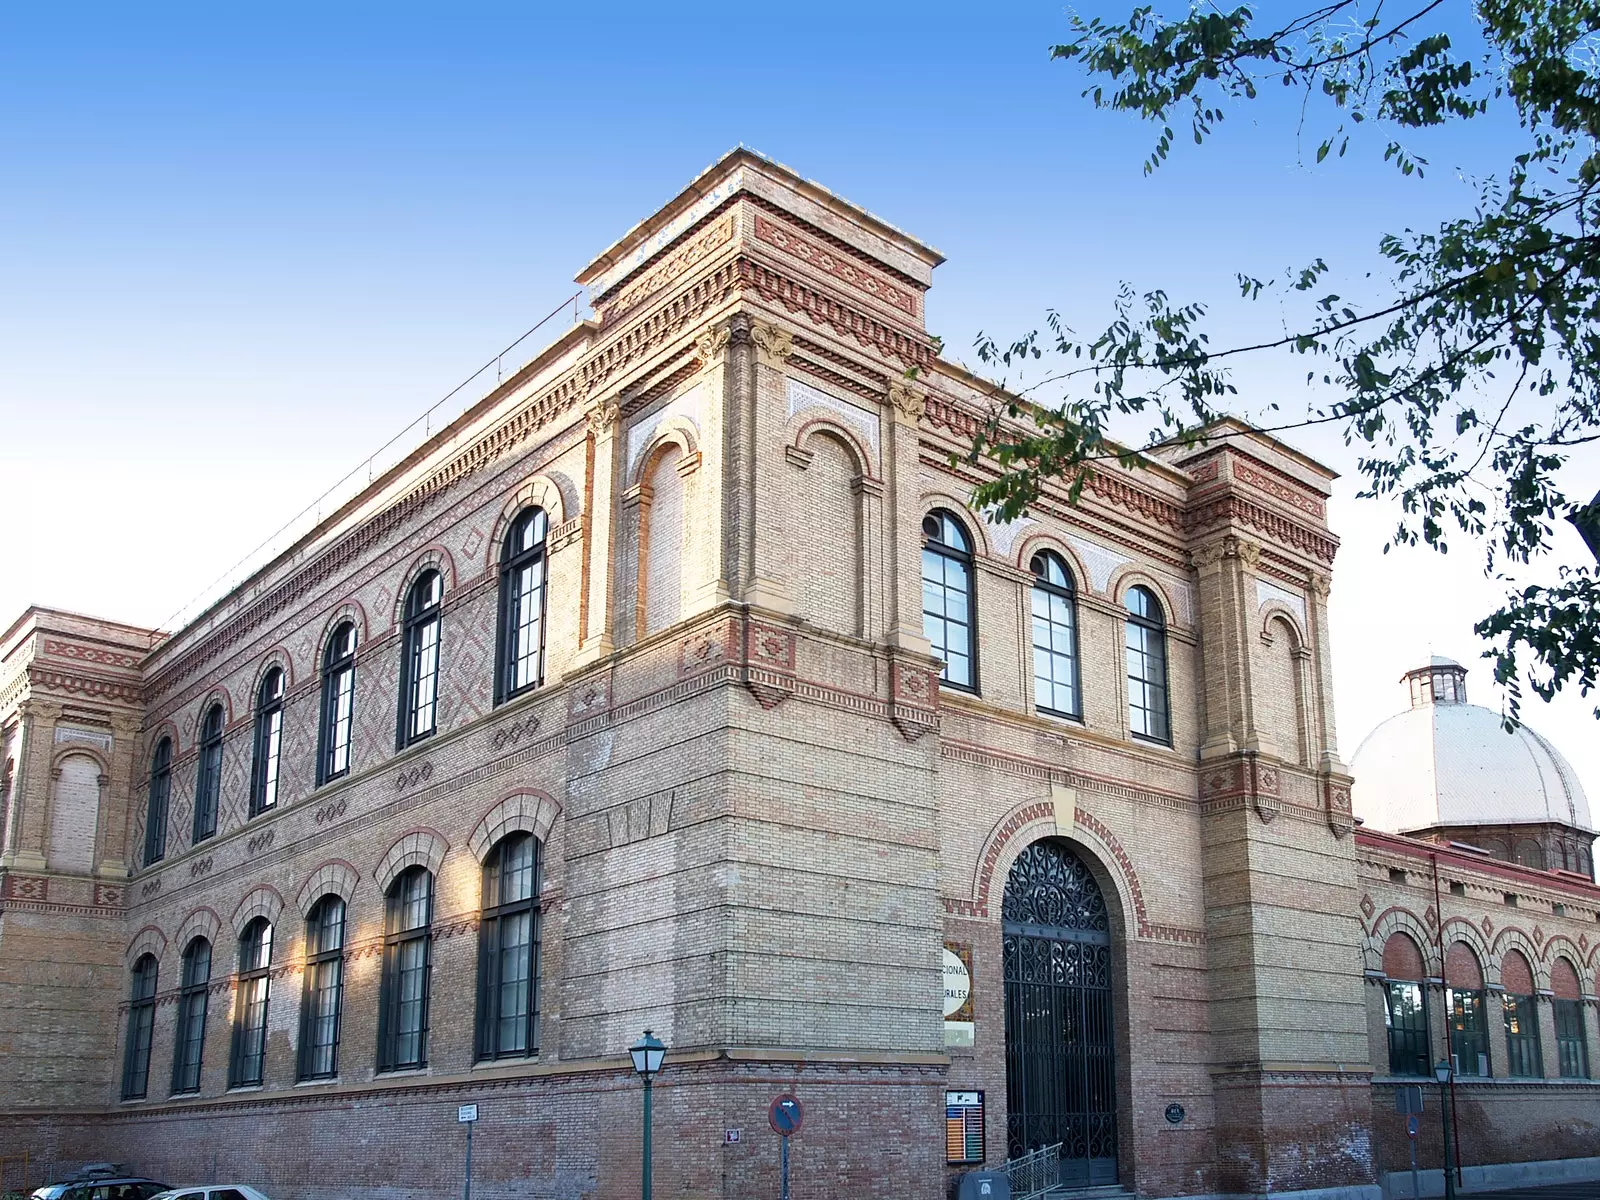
[769,1094,804,1137]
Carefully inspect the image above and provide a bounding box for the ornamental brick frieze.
[753,211,921,319]
[888,660,938,741]
[601,213,737,326]
[1324,774,1355,838]
[1231,460,1327,519]
[787,341,887,405]
[26,666,142,706]
[744,260,935,370]
[1199,754,1281,823]
[1,873,48,901]
[744,620,797,710]
[1187,494,1338,563]
[41,639,144,671]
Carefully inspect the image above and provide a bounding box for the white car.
[149,1189,271,1200]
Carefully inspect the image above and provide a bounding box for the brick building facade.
[0,149,1595,1199]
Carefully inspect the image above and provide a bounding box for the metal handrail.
[1006,1142,1062,1200]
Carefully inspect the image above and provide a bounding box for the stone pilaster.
[884,380,931,654]
[574,398,620,665]
[1193,535,1261,760]
[740,318,794,615]
[6,698,60,871]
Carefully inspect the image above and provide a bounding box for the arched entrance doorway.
[1002,839,1118,1187]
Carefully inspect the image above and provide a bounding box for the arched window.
[120,954,158,1100]
[1381,932,1429,1077]
[398,571,443,748]
[1501,950,1543,1078]
[496,509,549,703]
[921,510,976,690]
[250,668,285,817]
[298,896,346,1081]
[193,704,225,844]
[1445,941,1490,1077]
[143,738,172,867]
[1031,551,1081,718]
[378,866,433,1072]
[229,918,273,1088]
[316,622,358,786]
[1553,957,1590,1079]
[171,936,212,1094]
[1125,586,1170,744]
[477,833,542,1060]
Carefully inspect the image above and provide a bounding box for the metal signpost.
[768,1094,804,1200]
[458,1103,479,1200]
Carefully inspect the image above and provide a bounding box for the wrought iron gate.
[1002,839,1119,1188]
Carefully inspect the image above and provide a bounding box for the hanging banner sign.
[944,943,974,1047]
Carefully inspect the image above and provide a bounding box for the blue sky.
[4,2,1595,797]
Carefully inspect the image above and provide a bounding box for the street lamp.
[630,1030,667,1200]
[1433,1060,1457,1200]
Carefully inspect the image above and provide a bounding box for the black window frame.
[921,509,978,693]
[1555,996,1590,1079]
[1029,549,1082,719]
[1448,987,1492,1077]
[171,936,211,1095]
[121,953,158,1100]
[249,667,285,817]
[228,917,272,1088]
[397,570,444,749]
[192,704,224,844]
[144,737,172,867]
[495,508,550,705]
[316,622,358,786]
[1384,979,1430,1078]
[476,832,543,1061]
[377,866,433,1072]
[298,894,346,1081]
[1125,585,1172,745]
[1503,990,1544,1078]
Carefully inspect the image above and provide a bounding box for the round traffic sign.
[1406,1114,1420,1139]
[769,1093,804,1136]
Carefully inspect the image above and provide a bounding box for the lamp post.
[630,1030,667,1200]
[1434,1060,1457,1200]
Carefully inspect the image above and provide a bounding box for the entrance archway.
[1002,838,1118,1187]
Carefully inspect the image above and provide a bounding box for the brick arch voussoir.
[1438,917,1492,979]
[194,687,235,733]
[391,547,459,627]
[1259,606,1307,649]
[1366,907,1439,977]
[295,859,362,915]
[1544,940,1590,994]
[919,492,991,559]
[789,416,877,482]
[1012,531,1092,587]
[315,599,371,659]
[125,924,168,970]
[374,827,450,894]
[175,906,221,954]
[631,422,701,490]
[1491,927,1544,988]
[468,790,562,864]
[230,884,285,938]
[145,719,182,760]
[249,646,295,702]
[1106,566,1180,628]
[485,475,573,572]
[51,744,111,779]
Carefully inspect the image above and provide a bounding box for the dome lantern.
[1403,655,1468,708]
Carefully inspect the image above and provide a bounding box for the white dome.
[1351,660,1592,835]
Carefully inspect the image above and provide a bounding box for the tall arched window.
[171,936,211,1094]
[299,895,346,1081]
[1381,932,1429,1077]
[143,738,172,867]
[476,833,542,1060]
[1031,551,1081,718]
[250,668,285,817]
[496,509,549,704]
[317,622,358,786]
[921,510,976,690]
[1553,957,1590,1079]
[378,866,433,1072]
[398,571,443,748]
[1125,586,1170,744]
[229,918,272,1088]
[1502,950,1543,1077]
[121,954,158,1100]
[193,704,224,844]
[1445,941,1490,1077]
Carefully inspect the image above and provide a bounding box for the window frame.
[1384,979,1430,1078]
[1029,550,1082,719]
[1502,990,1544,1078]
[397,571,444,749]
[192,704,224,844]
[1124,585,1172,746]
[920,509,978,693]
[228,917,272,1088]
[495,509,550,705]
[298,895,346,1081]
[249,668,285,817]
[476,833,543,1061]
[1555,996,1590,1079]
[316,622,358,786]
[144,738,172,867]
[1447,987,1492,1077]
[171,936,211,1095]
[377,866,433,1072]
[121,953,158,1100]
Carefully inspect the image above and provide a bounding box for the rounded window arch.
[1124,585,1170,745]
[399,569,444,748]
[1030,550,1081,719]
[1501,948,1543,1078]
[171,936,212,1094]
[143,737,173,867]
[121,953,159,1100]
[317,621,358,786]
[1381,931,1430,1078]
[476,832,544,1060]
[229,917,273,1087]
[1445,940,1491,1077]
[496,508,550,703]
[921,509,977,691]
[251,667,285,817]
[299,894,347,1081]
[193,704,225,845]
[378,865,434,1072]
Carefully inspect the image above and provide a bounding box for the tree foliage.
[968,0,1600,719]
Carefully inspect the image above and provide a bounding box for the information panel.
[945,1090,985,1165]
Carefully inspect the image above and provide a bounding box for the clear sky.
[3,2,1596,806]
